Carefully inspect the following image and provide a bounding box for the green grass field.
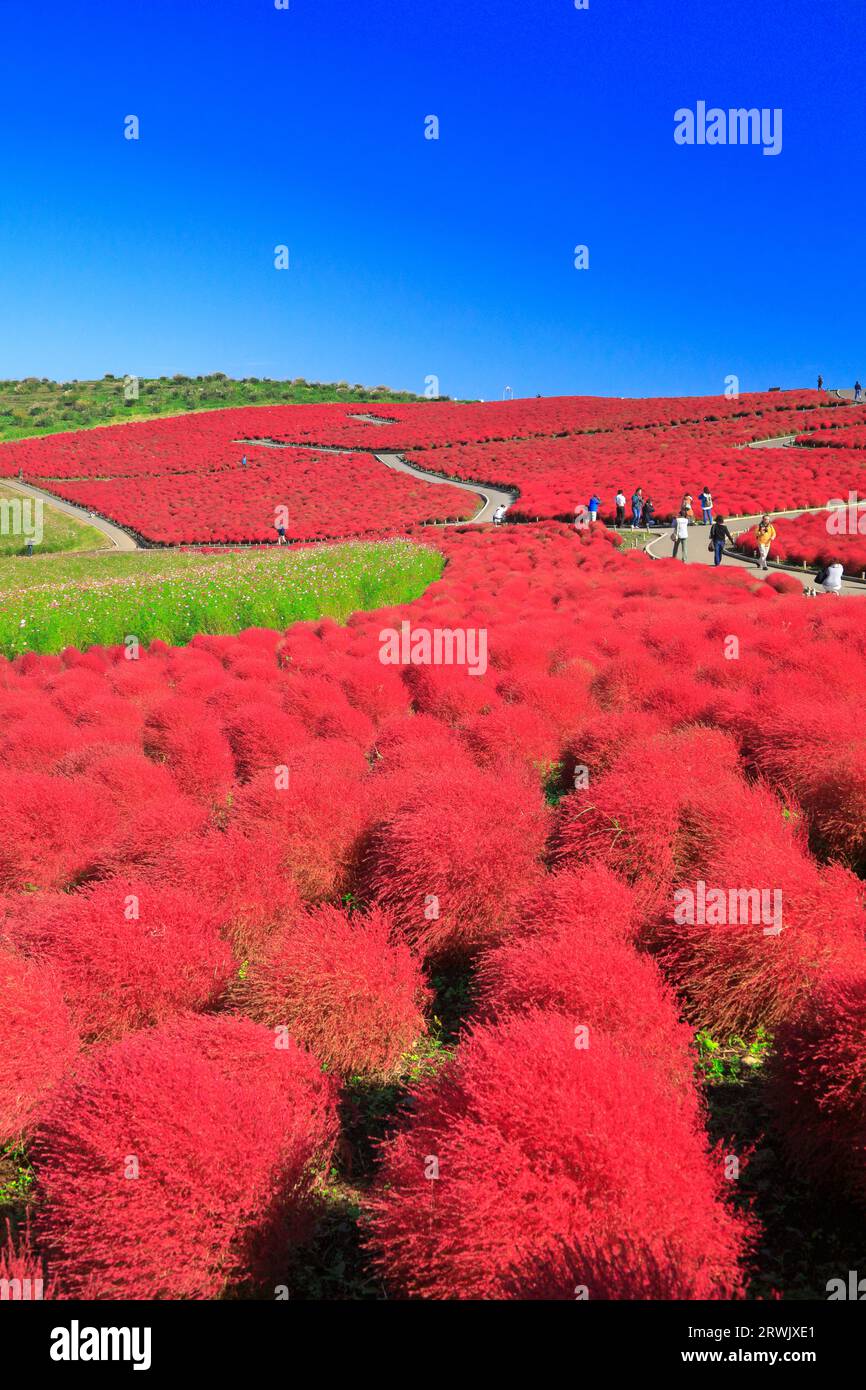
[0,482,108,557]
[0,374,444,442]
[0,539,444,656]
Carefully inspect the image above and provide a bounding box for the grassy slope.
[0,539,444,655]
[0,375,445,443]
[0,482,108,557]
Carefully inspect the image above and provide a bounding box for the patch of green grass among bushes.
[0,539,444,656]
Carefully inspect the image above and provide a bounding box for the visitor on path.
[275,523,288,545]
[492,503,507,526]
[856,381,863,403]
[631,488,644,528]
[671,511,690,562]
[806,561,844,596]
[588,493,601,521]
[642,496,655,528]
[615,489,626,527]
[699,488,714,525]
[709,515,734,567]
[242,454,248,468]
[817,375,824,391]
[755,515,776,570]
[681,494,696,523]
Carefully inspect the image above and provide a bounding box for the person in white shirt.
[806,562,844,596]
[671,510,690,562]
[492,504,507,526]
[615,490,627,527]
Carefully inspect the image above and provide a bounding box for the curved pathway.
[748,434,798,448]
[374,452,516,524]
[1,477,139,551]
[236,437,517,526]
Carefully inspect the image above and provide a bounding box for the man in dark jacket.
[709,515,735,567]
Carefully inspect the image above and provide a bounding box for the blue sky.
[0,0,861,399]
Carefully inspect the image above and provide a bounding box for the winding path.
[236,437,516,526]
[374,452,515,524]
[1,476,139,551]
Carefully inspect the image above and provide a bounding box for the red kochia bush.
[476,867,696,1106]
[233,741,370,901]
[240,904,430,1080]
[0,949,80,1145]
[0,772,118,891]
[223,701,310,781]
[368,763,550,960]
[64,749,208,870]
[554,727,794,920]
[764,572,804,595]
[770,965,866,1207]
[32,1015,340,1299]
[365,1011,755,1299]
[656,826,866,1036]
[11,880,235,1042]
[144,696,235,801]
[157,828,305,959]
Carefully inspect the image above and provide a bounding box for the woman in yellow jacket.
[755,515,776,571]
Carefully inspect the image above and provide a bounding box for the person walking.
[242,454,248,468]
[275,522,288,545]
[699,488,714,525]
[817,374,824,391]
[754,515,776,570]
[709,514,734,567]
[671,510,690,562]
[615,489,626,527]
[631,488,644,528]
[856,381,863,403]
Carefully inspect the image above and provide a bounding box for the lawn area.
[0,481,107,557]
[0,538,444,656]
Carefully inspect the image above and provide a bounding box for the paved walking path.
[643,508,866,595]
[1,476,139,551]
[236,437,516,526]
[375,452,516,524]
